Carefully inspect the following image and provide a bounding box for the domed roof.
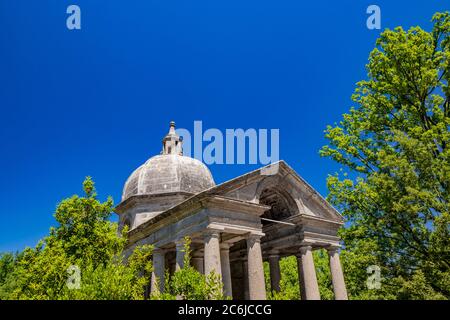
[122,122,215,201]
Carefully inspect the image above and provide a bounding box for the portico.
[116,122,348,300]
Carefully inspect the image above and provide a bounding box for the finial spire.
[162,121,182,155]
[168,121,176,135]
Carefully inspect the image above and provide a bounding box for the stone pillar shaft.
[297,245,320,300]
[151,249,165,294]
[268,255,281,293]
[242,259,249,300]
[175,241,185,271]
[204,230,222,278]
[328,248,348,300]
[220,244,233,298]
[192,254,204,274]
[246,234,266,300]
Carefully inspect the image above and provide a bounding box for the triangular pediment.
[206,161,343,223]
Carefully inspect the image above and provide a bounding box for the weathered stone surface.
[246,235,266,300]
[268,254,281,292]
[297,245,321,300]
[151,249,165,294]
[122,154,215,201]
[328,247,348,300]
[220,243,233,298]
[116,122,348,301]
[204,230,222,278]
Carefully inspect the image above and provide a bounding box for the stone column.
[220,243,233,298]
[175,240,185,271]
[246,234,266,300]
[169,261,176,276]
[242,259,250,300]
[192,251,204,274]
[328,247,348,300]
[204,230,222,278]
[151,248,165,294]
[297,245,320,300]
[268,254,281,293]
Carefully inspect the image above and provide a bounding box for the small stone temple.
[115,122,348,300]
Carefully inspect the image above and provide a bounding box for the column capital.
[298,245,313,255]
[246,233,263,246]
[153,247,166,255]
[220,242,232,251]
[267,250,280,259]
[204,229,221,241]
[327,246,340,255]
[175,239,185,248]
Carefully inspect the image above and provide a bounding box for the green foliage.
[265,252,333,300]
[338,238,384,300]
[0,177,153,300]
[314,250,334,300]
[0,253,16,287]
[265,256,299,300]
[60,245,154,300]
[0,179,240,301]
[277,257,300,299]
[151,237,225,300]
[52,176,123,267]
[0,252,24,299]
[321,12,450,299]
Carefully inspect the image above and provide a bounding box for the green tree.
[51,176,124,267]
[321,12,450,299]
[0,177,153,300]
[265,252,333,300]
[0,252,20,298]
[61,244,153,300]
[152,237,225,300]
[265,256,300,300]
[0,179,230,300]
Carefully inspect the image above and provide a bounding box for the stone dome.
[122,154,215,201]
[122,122,215,201]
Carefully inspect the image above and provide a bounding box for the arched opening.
[259,187,298,225]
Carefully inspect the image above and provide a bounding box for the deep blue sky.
[0,1,448,252]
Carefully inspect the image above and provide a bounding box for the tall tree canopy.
[321,12,450,298]
[0,178,224,300]
[0,177,153,300]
